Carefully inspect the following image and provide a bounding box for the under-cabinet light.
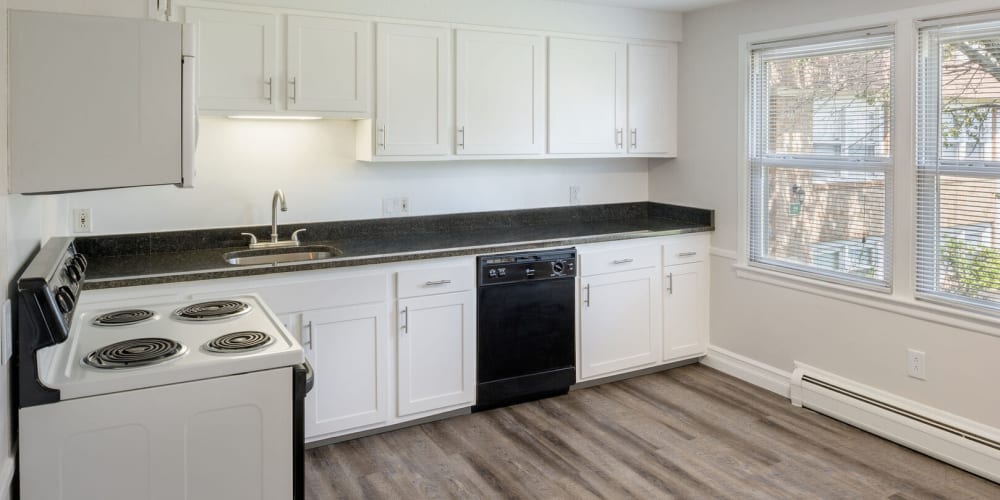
[227,115,323,121]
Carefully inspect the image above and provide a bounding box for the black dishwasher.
[474,248,577,411]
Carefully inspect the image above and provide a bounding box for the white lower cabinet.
[397,290,476,416]
[579,267,662,379]
[663,261,709,362]
[301,302,389,438]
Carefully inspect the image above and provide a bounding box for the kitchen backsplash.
[51,118,652,235]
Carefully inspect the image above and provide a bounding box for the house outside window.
[917,17,1000,311]
[748,28,894,289]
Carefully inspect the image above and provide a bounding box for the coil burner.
[84,338,187,369]
[204,331,275,354]
[92,309,157,327]
[173,300,251,321]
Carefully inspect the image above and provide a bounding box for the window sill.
[732,262,1000,339]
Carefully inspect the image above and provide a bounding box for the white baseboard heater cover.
[790,362,1000,483]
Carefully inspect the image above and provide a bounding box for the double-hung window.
[748,28,894,289]
[917,16,1000,312]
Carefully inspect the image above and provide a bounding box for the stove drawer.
[397,264,473,298]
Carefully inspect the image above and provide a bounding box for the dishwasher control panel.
[478,248,576,285]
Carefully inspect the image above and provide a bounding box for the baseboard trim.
[700,345,791,398]
[792,362,1000,483]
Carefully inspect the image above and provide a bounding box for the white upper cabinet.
[9,11,185,193]
[374,23,450,156]
[627,43,678,156]
[185,7,277,112]
[186,7,371,116]
[286,16,370,113]
[548,38,626,154]
[455,30,546,155]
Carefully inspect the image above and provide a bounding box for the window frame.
[915,15,1000,315]
[746,27,896,291]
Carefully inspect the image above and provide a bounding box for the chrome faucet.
[240,189,307,249]
[271,189,287,244]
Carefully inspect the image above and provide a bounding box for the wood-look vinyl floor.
[304,364,1000,499]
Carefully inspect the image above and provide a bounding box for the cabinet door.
[627,43,677,156]
[9,11,182,193]
[397,291,476,416]
[456,30,545,155]
[548,38,626,154]
[287,15,370,113]
[663,262,709,362]
[376,23,449,156]
[185,7,277,111]
[580,268,661,379]
[302,303,389,439]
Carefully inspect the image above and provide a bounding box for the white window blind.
[917,16,1000,312]
[748,28,894,288]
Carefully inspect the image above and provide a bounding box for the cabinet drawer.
[662,235,709,266]
[580,243,659,276]
[397,265,473,298]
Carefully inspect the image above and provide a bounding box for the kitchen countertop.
[77,202,713,289]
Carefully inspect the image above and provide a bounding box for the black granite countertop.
[78,202,713,289]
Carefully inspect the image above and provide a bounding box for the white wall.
[650,0,1000,428]
[55,119,649,234]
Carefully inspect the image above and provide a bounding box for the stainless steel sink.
[223,245,342,266]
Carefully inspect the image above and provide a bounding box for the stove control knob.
[65,263,82,284]
[488,269,498,278]
[56,286,76,314]
[73,253,88,272]
[525,267,535,278]
[551,261,565,274]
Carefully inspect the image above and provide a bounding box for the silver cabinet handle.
[678,251,697,257]
[377,125,386,150]
[400,307,409,334]
[291,228,307,243]
[302,320,313,349]
[240,233,258,246]
[615,128,623,149]
[264,77,273,103]
[630,128,637,149]
[288,77,297,103]
[583,284,591,307]
[424,280,452,286]
[667,273,674,295]
[612,258,634,265]
[457,126,465,149]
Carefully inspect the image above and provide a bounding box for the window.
[748,28,894,289]
[917,16,1000,312]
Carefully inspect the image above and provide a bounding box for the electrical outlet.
[907,349,926,380]
[73,208,92,233]
[382,197,410,216]
[569,186,581,205]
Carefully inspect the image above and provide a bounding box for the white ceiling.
[560,0,741,13]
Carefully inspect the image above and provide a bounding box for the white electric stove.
[38,294,303,399]
[16,237,310,500]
